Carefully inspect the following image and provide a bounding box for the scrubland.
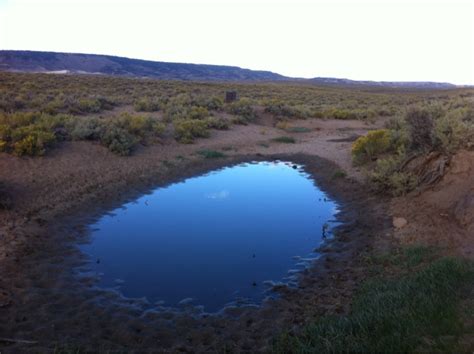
[1,72,474,352]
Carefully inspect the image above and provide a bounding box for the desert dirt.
[0,113,472,352]
[391,149,474,257]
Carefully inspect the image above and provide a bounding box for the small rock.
[393,217,408,229]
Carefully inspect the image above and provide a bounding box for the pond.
[79,161,338,312]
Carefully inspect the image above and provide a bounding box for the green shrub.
[323,108,352,120]
[195,95,224,110]
[230,115,250,125]
[0,112,37,128]
[100,125,137,156]
[264,101,313,119]
[34,113,71,132]
[151,121,166,137]
[405,107,434,151]
[0,124,11,140]
[164,104,187,122]
[71,96,114,114]
[0,112,70,155]
[285,126,311,133]
[369,156,418,196]
[69,118,103,141]
[115,113,166,141]
[272,136,296,143]
[174,119,210,143]
[227,98,256,122]
[13,130,56,156]
[332,170,347,179]
[324,107,377,121]
[77,98,102,113]
[197,149,226,158]
[163,94,194,121]
[434,110,471,152]
[351,129,391,164]
[188,106,209,120]
[204,117,229,130]
[134,97,161,112]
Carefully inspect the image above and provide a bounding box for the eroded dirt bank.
[0,119,400,352]
[391,150,474,258]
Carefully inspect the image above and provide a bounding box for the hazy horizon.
[1,0,473,85]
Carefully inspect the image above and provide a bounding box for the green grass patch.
[286,126,311,133]
[272,136,296,144]
[196,149,226,159]
[331,169,347,179]
[274,247,473,353]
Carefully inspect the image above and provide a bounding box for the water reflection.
[80,161,338,312]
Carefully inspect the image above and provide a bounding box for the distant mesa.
[0,50,458,89]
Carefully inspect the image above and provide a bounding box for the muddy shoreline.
[0,151,390,352]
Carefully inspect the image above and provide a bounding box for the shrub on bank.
[197,149,226,159]
[68,113,166,155]
[13,129,56,156]
[405,107,435,151]
[99,125,137,156]
[433,109,472,152]
[351,129,391,164]
[369,156,418,196]
[0,112,71,156]
[174,119,210,143]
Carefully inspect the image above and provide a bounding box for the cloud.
[205,190,230,200]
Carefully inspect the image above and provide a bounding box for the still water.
[80,161,338,312]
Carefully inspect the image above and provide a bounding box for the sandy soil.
[391,150,474,257]
[3,113,472,351]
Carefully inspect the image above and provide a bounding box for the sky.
[0,0,473,84]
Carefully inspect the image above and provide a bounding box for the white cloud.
[206,190,230,200]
